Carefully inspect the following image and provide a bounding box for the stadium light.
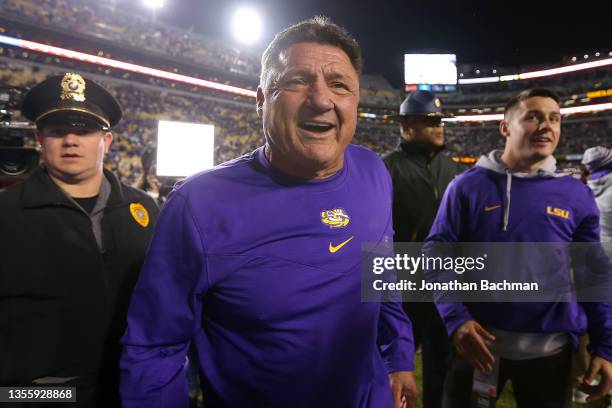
[143,0,164,9]
[459,57,612,84]
[0,33,609,115]
[0,34,257,98]
[232,7,262,44]
[459,76,499,84]
[445,102,612,122]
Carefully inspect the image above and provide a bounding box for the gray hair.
[260,16,362,90]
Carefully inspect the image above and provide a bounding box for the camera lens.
[0,159,29,176]
[0,148,39,178]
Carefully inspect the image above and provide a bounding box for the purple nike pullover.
[120,145,414,407]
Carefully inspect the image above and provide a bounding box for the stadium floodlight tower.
[232,7,262,45]
[143,0,164,8]
[143,0,164,20]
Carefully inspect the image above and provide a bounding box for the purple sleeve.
[574,190,612,362]
[584,302,612,362]
[377,173,415,372]
[120,192,208,407]
[425,179,474,337]
[378,301,415,372]
[573,188,601,242]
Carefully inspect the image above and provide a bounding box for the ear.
[399,122,413,140]
[35,130,43,144]
[499,119,510,139]
[256,87,265,118]
[103,131,113,154]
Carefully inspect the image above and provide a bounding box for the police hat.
[21,73,122,130]
[397,90,449,118]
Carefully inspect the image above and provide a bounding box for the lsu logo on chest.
[321,208,353,254]
[546,206,570,220]
[321,208,350,229]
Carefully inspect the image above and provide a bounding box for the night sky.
[133,0,609,87]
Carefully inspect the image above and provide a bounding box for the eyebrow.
[325,70,356,82]
[281,65,355,78]
[524,109,561,115]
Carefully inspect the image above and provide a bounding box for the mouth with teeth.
[298,121,335,133]
[531,136,552,144]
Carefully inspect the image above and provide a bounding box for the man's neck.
[264,145,342,180]
[48,171,104,198]
[500,151,548,174]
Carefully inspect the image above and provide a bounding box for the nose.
[538,117,554,131]
[62,132,80,146]
[306,78,334,112]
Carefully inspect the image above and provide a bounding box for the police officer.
[0,73,159,407]
[383,91,463,408]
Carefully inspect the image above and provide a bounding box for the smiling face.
[500,96,561,171]
[37,125,112,185]
[257,42,360,179]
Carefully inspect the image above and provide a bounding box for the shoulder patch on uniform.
[130,203,150,227]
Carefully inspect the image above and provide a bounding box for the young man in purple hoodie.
[426,88,612,407]
[119,17,418,408]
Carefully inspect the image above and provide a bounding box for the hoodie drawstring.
[504,170,512,231]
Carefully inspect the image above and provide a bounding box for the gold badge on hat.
[60,73,86,102]
[130,203,150,228]
[434,98,441,108]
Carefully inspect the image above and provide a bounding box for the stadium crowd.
[3,0,611,114]
[1,5,610,187]
[445,67,612,108]
[0,8,611,408]
[0,0,261,78]
[1,60,262,186]
[2,59,610,188]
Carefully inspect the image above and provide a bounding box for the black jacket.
[383,140,464,242]
[0,167,159,401]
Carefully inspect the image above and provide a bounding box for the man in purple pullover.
[120,17,418,407]
[426,88,612,407]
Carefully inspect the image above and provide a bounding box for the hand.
[579,355,612,402]
[452,320,496,372]
[388,371,419,408]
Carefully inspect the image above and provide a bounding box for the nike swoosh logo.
[484,205,501,212]
[329,236,354,253]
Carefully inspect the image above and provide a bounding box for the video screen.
[156,120,215,177]
[404,54,458,86]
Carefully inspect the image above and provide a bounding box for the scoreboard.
[404,54,458,93]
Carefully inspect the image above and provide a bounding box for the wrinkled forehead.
[276,42,358,76]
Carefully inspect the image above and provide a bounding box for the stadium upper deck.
[1,0,610,117]
[0,0,609,180]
